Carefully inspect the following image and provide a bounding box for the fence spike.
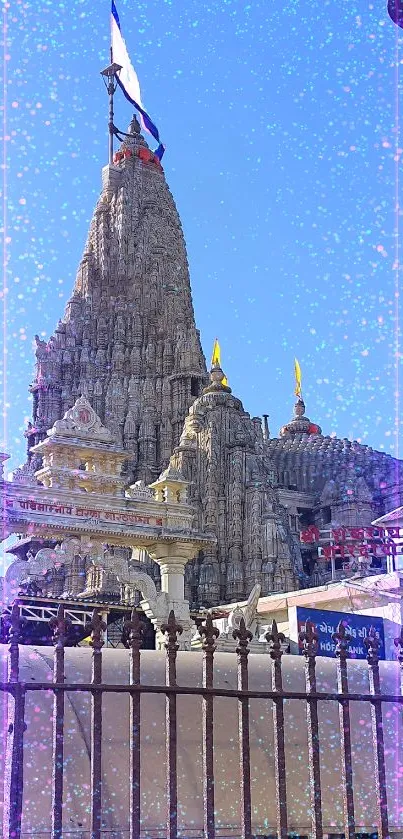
[364,625,380,666]
[200,611,220,652]
[49,603,72,649]
[88,608,106,652]
[266,618,286,660]
[123,609,144,651]
[232,615,252,650]
[332,619,352,660]
[299,619,319,658]
[161,609,183,649]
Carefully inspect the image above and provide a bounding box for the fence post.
[266,618,288,839]
[332,620,355,839]
[299,619,323,839]
[365,627,390,839]
[200,613,219,839]
[232,616,253,839]
[89,608,106,839]
[124,610,144,839]
[49,604,72,839]
[3,601,26,839]
[162,610,183,839]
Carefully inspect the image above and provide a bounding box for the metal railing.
[1,602,403,839]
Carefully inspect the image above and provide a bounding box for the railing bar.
[162,611,182,839]
[5,683,26,839]
[127,611,144,839]
[89,610,106,839]
[233,619,252,839]
[3,683,403,702]
[50,606,71,839]
[202,686,215,839]
[365,630,390,839]
[4,602,25,839]
[130,688,141,839]
[300,621,323,839]
[266,621,288,839]
[51,684,64,839]
[200,615,219,839]
[333,623,355,839]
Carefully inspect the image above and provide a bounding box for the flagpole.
[101,56,122,165]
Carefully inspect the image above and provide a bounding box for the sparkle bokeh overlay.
[1,2,403,833]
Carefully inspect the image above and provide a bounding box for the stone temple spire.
[27,119,208,484]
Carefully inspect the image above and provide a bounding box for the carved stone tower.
[170,361,303,607]
[27,117,207,484]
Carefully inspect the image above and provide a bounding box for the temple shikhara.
[1,114,402,649]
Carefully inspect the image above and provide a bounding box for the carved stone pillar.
[145,541,198,650]
[146,541,196,601]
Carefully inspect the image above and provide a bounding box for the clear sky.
[3,0,403,474]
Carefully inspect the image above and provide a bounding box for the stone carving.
[224,584,261,634]
[126,480,155,500]
[12,461,39,486]
[243,582,261,628]
[4,560,29,600]
[92,556,158,604]
[18,538,84,597]
[48,396,114,443]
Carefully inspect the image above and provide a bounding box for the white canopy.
[0,647,402,837]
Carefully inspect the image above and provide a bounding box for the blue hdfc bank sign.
[296,606,385,660]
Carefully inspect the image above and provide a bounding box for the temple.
[1,111,402,646]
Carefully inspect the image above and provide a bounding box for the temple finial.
[279,360,322,437]
[129,114,141,135]
[203,339,231,393]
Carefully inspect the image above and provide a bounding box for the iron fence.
[1,602,403,839]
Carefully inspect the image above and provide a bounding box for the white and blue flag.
[111,0,165,159]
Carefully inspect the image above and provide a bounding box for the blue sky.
[3,0,403,473]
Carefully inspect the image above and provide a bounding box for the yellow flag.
[211,338,221,367]
[221,374,228,387]
[294,358,302,397]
